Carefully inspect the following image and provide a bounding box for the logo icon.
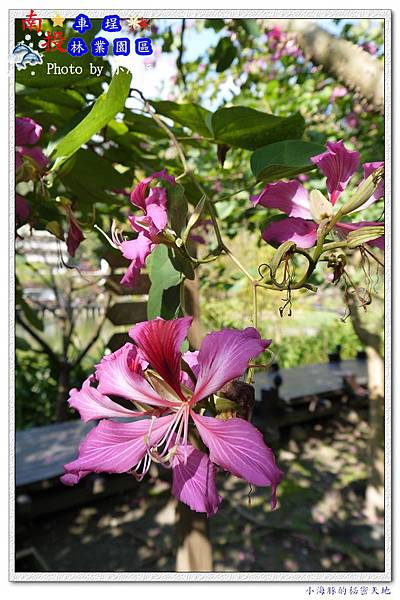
[12,42,43,70]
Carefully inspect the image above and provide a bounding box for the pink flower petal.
[192,328,270,403]
[95,343,175,408]
[129,317,193,399]
[60,470,90,486]
[62,414,175,480]
[336,221,384,250]
[128,189,167,238]
[144,187,168,233]
[15,151,23,170]
[311,140,360,204]
[130,169,175,210]
[66,212,84,257]
[262,217,318,249]
[181,350,199,390]
[16,194,31,225]
[191,413,283,508]
[16,117,42,146]
[120,232,153,262]
[172,444,222,516]
[119,232,153,287]
[20,145,48,171]
[68,377,145,422]
[252,180,312,220]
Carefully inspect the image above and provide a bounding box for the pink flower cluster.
[252,140,384,251]
[114,170,175,287]
[15,117,49,227]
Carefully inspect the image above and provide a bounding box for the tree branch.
[16,313,58,364]
[177,19,187,89]
[70,295,111,368]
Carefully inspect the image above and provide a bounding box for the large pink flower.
[62,318,283,516]
[253,141,384,251]
[117,170,175,287]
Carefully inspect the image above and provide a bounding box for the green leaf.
[239,19,261,36]
[45,220,64,240]
[251,140,326,182]
[212,107,305,150]
[59,149,132,207]
[167,182,188,235]
[160,285,181,320]
[204,19,226,31]
[16,336,31,351]
[147,245,182,319]
[170,249,195,281]
[123,112,168,139]
[212,37,238,72]
[50,68,132,169]
[150,101,212,138]
[17,87,86,110]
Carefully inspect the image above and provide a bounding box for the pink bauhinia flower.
[252,140,384,251]
[61,317,283,516]
[114,170,175,287]
[16,117,48,177]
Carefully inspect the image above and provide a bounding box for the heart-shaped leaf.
[151,101,212,138]
[212,107,305,150]
[251,140,326,182]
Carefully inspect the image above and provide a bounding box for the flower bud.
[340,167,384,215]
[346,225,384,248]
[309,189,333,223]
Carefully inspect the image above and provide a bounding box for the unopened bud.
[309,189,333,223]
[340,167,384,215]
[156,228,177,244]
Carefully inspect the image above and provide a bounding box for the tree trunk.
[266,19,384,113]
[55,362,71,422]
[364,346,384,522]
[175,501,213,572]
[184,276,202,350]
[346,296,384,522]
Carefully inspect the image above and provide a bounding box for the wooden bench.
[15,420,139,518]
